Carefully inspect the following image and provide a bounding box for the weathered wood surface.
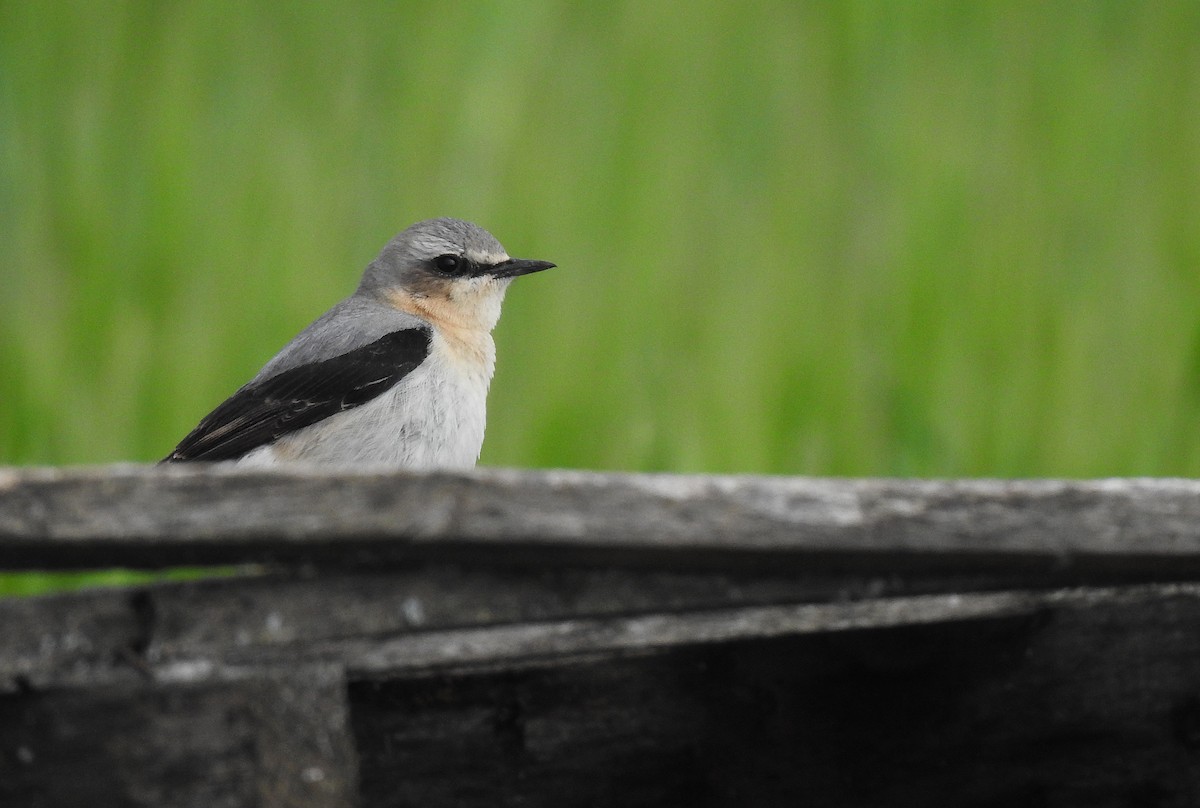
[5,466,1200,579]
[3,561,1190,692]
[5,581,1200,807]
[0,565,903,691]
[0,566,1109,691]
[0,670,359,808]
[6,465,1200,806]
[348,585,1200,808]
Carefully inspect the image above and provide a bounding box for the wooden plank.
[252,583,1200,681]
[4,466,1200,576]
[1,564,888,690]
[6,569,1196,688]
[0,669,358,808]
[6,578,1200,804]
[348,585,1200,807]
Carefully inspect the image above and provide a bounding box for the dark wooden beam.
[5,580,1200,806]
[4,562,1195,690]
[348,585,1200,807]
[0,671,359,808]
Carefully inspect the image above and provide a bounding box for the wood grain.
[4,466,1200,577]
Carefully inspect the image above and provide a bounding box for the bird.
[161,218,554,468]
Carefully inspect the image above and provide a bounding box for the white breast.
[238,330,495,469]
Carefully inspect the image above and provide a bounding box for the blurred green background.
[3,1,1200,480]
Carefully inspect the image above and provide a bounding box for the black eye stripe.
[432,253,494,277]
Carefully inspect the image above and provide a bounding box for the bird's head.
[358,218,555,332]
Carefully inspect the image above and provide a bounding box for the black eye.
[434,254,464,274]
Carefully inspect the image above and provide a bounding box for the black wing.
[162,328,432,462]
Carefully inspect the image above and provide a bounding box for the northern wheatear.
[162,218,554,468]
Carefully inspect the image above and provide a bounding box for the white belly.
[238,341,492,470]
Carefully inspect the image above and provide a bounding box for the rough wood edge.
[11,582,1198,689]
[3,465,1200,572]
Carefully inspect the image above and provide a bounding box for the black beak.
[489,258,556,279]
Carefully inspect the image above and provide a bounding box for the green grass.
[3,1,1200,486]
[0,567,247,598]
